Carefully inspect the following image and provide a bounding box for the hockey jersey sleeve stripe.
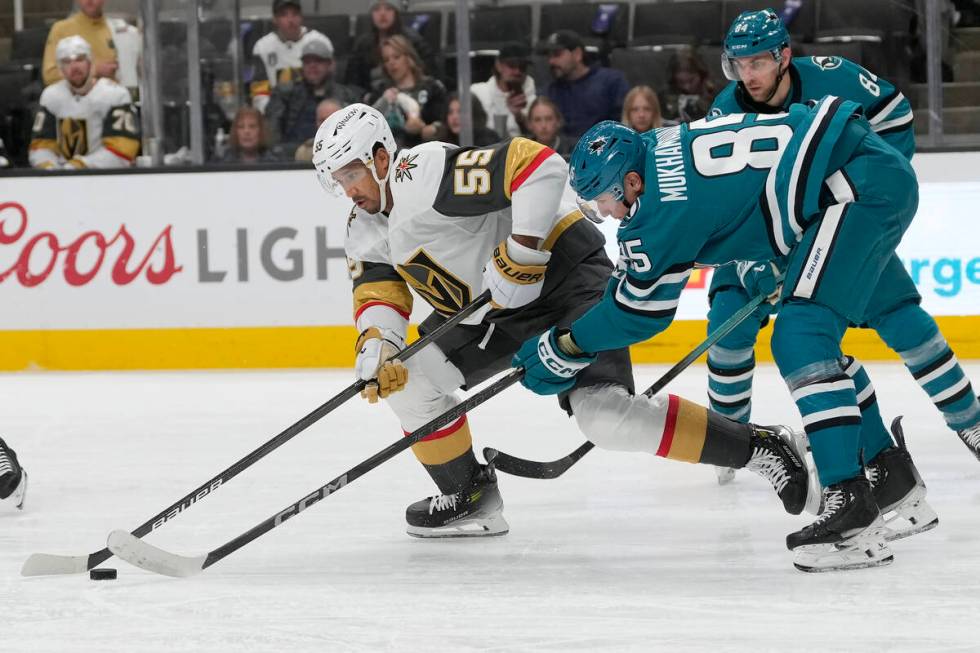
[867,90,906,125]
[354,300,410,322]
[504,138,557,199]
[616,268,690,312]
[623,263,693,290]
[540,210,584,251]
[785,96,842,243]
[30,138,59,152]
[872,112,914,134]
[104,138,139,162]
[353,280,413,319]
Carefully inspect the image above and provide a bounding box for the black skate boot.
[406,463,508,538]
[955,420,980,462]
[0,437,27,510]
[787,475,893,572]
[745,425,817,516]
[865,417,939,542]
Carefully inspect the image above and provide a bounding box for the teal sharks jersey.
[571,96,870,352]
[710,56,914,160]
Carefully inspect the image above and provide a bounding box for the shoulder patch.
[811,56,842,71]
[394,152,419,183]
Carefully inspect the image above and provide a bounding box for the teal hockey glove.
[736,260,784,304]
[513,327,596,395]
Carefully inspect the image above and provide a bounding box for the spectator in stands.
[542,29,630,140]
[368,35,447,148]
[622,85,668,132]
[421,93,499,147]
[43,0,119,86]
[250,0,335,113]
[294,99,342,161]
[265,39,361,156]
[662,48,716,123]
[31,36,139,170]
[346,0,439,92]
[526,97,573,159]
[470,42,536,138]
[217,107,280,164]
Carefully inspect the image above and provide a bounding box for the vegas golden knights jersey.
[345,137,605,330]
[30,78,140,169]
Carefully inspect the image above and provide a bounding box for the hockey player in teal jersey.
[514,98,926,571]
[704,9,980,538]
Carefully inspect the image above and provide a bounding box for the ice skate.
[787,475,893,572]
[0,437,27,511]
[745,425,817,515]
[865,417,938,541]
[406,463,509,538]
[955,421,980,462]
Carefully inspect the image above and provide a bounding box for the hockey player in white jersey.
[0,437,27,511]
[312,104,816,538]
[30,36,140,170]
[249,0,335,113]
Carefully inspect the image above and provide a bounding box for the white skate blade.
[407,513,509,539]
[881,485,939,542]
[107,530,206,577]
[793,519,894,573]
[714,466,736,485]
[21,553,90,577]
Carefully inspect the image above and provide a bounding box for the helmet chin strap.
[369,158,392,214]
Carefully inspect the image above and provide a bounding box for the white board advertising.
[2,169,979,333]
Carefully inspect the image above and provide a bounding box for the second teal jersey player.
[704,10,979,534]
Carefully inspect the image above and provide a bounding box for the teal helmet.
[722,9,790,81]
[569,121,646,203]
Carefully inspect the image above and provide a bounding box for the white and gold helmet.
[312,103,397,212]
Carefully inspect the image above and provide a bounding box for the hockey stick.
[484,291,769,479]
[106,368,525,578]
[21,291,492,577]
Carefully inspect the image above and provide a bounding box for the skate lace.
[746,446,790,493]
[428,492,460,514]
[0,447,13,476]
[959,424,980,450]
[814,488,845,525]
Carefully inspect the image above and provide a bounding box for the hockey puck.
[89,568,117,581]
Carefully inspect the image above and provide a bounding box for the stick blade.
[107,530,206,578]
[484,446,582,479]
[21,553,91,577]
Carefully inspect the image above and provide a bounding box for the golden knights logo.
[58,118,88,158]
[394,153,419,182]
[396,249,471,315]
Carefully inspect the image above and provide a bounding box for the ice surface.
[2,364,979,652]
